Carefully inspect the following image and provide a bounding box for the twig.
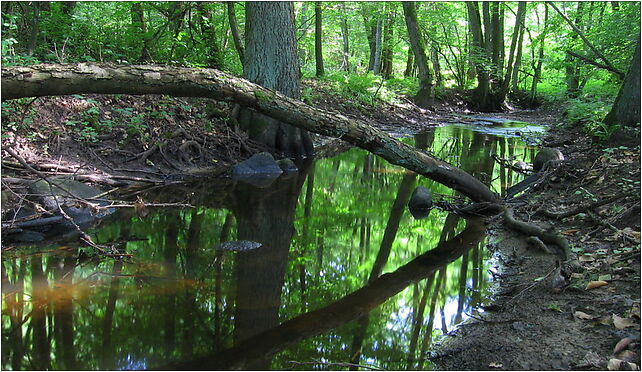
[537,192,632,219]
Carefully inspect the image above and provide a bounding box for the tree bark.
[402,2,435,108]
[314,1,324,77]
[502,2,526,94]
[1,63,499,203]
[226,2,245,66]
[340,3,350,71]
[381,5,395,80]
[242,1,313,158]
[530,4,549,104]
[604,38,641,128]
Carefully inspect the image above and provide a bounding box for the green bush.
[565,98,619,140]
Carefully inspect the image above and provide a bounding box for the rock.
[232,152,283,188]
[533,148,564,172]
[408,186,433,219]
[277,158,298,173]
[215,240,262,252]
[513,161,529,171]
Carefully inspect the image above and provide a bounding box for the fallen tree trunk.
[1,63,498,203]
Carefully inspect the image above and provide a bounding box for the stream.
[2,119,544,370]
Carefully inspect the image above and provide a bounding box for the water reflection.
[1,122,538,370]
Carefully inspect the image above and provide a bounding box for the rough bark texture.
[1,63,499,203]
[226,2,244,66]
[604,38,641,128]
[402,2,435,108]
[314,1,324,77]
[242,1,314,158]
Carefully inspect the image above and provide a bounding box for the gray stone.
[232,152,283,188]
[408,186,433,219]
[533,148,564,172]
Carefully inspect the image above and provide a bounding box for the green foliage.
[565,98,619,140]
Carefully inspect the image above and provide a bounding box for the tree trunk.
[314,1,324,77]
[340,3,350,71]
[381,5,395,79]
[226,2,245,67]
[195,3,222,69]
[530,4,549,104]
[404,47,415,77]
[2,63,499,203]
[604,38,641,128]
[373,18,383,75]
[402,1,435,108]
[503,2,526,94]
[131,2,152,63]
[431,46,442,87]
[511,17,525,92]
[242,1,313,158]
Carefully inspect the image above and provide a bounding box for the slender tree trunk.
[196,3,222,69]
[404,47,415,77]
[530,4,549,105]
[511,19,525,92]
[2,63,499,203]
[131,2,152,62]
[340,3,350,71]
[381,5,395,79]
[503,2,526,94]
[402,1,435,108]
[227,2,245,67]
[373,18,383,75]
[314,1,324,77]
[431,46,442,87]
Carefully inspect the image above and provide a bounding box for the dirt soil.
[1,84,640,371]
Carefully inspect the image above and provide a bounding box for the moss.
[254,90,275,103]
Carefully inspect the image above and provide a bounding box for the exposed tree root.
[503,206,569,259]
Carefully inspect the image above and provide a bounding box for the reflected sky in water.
[2,121,541,370]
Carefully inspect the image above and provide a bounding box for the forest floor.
[1,83,640,370]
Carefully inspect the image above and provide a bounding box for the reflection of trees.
[52,252,78,369]
[3,259,26,370]
[30,256,51,370]
[230,160,311,369]
[160,219,485,370]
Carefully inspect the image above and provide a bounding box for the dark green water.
[1,122,540,370]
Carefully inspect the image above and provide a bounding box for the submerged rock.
[215,240,262,252]
[408,186,433,219]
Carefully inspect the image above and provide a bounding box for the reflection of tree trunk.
[231,161,311,369]
[214,212,234,344]
[31,256,51,370]
[164,213,180,356]
[101,260,123,369]
[454,250,469,324]
[299,164,315,313]
[183,209,204,357]
[53,253,78,369]
[417,266,447,369]
[406,274,435,369]
[162,220,486,370]
[4,259,25,370]
[351,172,418,366]
[471,246,481,306]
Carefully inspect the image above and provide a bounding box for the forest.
[1,1,640,371]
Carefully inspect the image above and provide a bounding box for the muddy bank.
[432,124,641,370]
